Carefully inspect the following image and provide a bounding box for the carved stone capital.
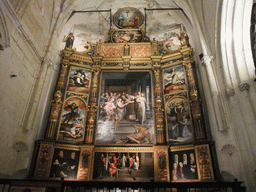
[201,55,214,66]
[225,88,235,98]
[239,83,250,91]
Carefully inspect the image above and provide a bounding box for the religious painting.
[57,95,88,143]
[163,64,186,95]
[170,146,198,181]
[95,71,155,145]
[163,26,182,52]
[50,148,80,180]
[67,67,91,94]
[195,145,214,180]
[111,29,144,43]
[165,96,194,144]
[92,151,154,182]
[113,7,144,29]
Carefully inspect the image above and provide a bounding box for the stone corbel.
[201,55,214,67]
[225,88,235,98]
[238,83,250,91]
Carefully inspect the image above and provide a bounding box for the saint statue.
[63,33,75,49]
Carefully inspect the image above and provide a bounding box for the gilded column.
[85,61,100,143]
[45,50,71,140]
[152,58,165,144]
[184,60,205,139]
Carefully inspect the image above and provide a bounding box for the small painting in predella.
[114,7,144,29]
[50,148,80,180]
[57,97,87,142]
[170,149,198,181]
[93,152,154,182]
[163,65,186,94]
[67,67,91,94]
[96,72,155,145]
[166,97,194,144]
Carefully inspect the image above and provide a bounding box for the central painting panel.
[95,71,155,145]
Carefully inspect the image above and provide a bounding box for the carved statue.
[63,33,75,49]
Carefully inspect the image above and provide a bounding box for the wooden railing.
[0,179,245,192]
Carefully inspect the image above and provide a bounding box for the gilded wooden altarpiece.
[34,27,213,182]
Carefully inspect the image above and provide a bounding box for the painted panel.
[57,95,88,143]
[50,148,80,180]
[92,152,154,181]
[67,67,91,94]
[113,7,144,29]
[95,71,155,145]
[170,148,198,181]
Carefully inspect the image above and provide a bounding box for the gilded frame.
[113,7,144,29]
[91,147,155,182]
[94,70,156,146]
[66,66,92,94]
[162,63,187,95]
[170,144,215,181]
[164,93,194,145]
[169,145,199,182]
[110,29,145,43]
[49,144,81,180]
[56,92,89,143]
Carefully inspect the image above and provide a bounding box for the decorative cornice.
[225,88,235,98]
[238,83,250,91]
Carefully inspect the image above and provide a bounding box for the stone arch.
[0,7,10,50]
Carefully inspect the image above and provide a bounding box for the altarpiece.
[31,7,216,183]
